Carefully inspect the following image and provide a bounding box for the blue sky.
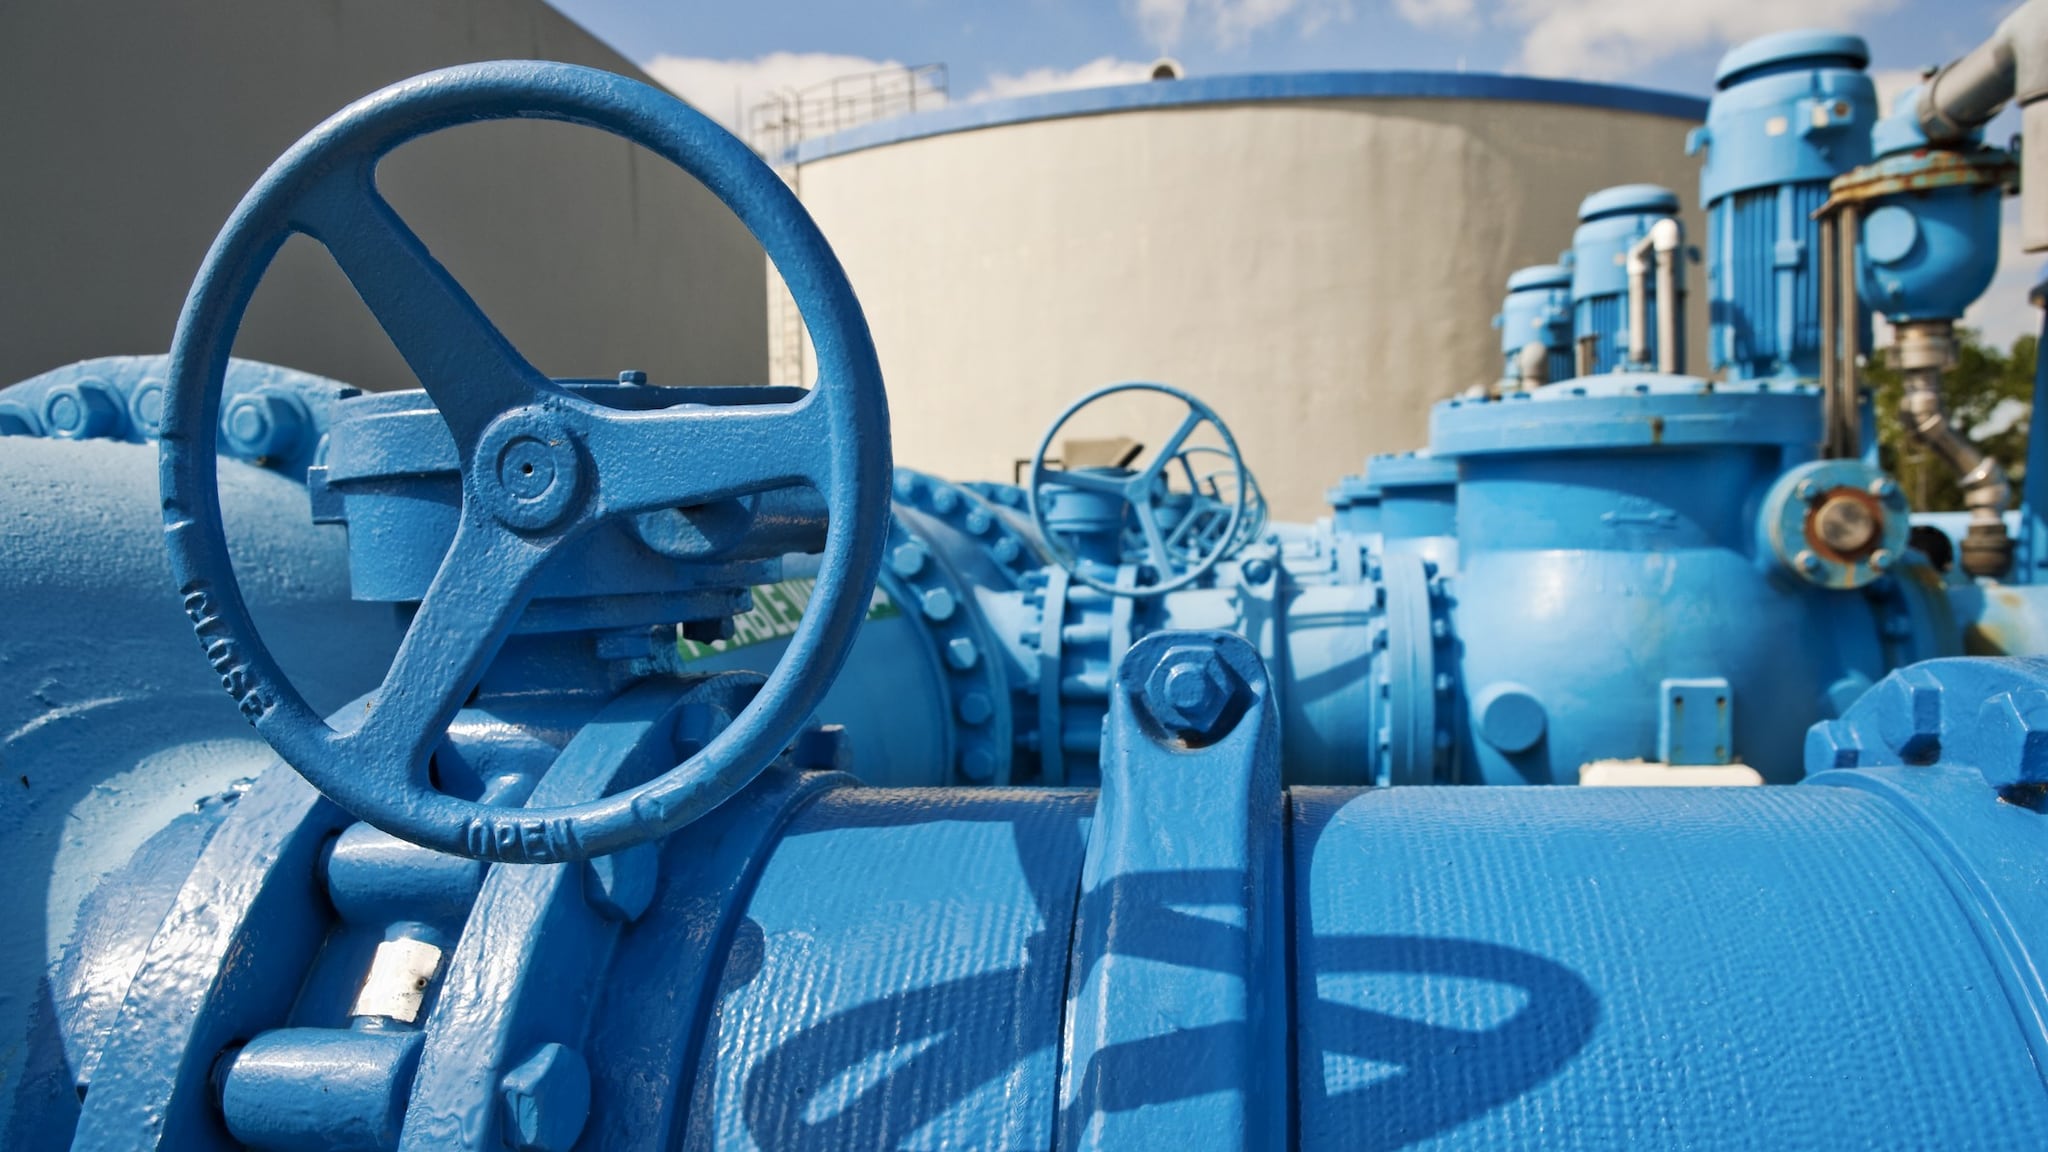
[549,0,2037,346]
[552,0,2013,106]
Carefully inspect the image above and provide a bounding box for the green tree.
[1868,326,2038,511]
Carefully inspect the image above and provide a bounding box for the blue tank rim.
[1713,30,1870,89]
[1578,183,1680,222]
[1507,264,1573,292]
[783,71,1710,165]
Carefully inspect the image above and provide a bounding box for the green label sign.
[676,577,900,661]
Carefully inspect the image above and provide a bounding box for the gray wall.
[791,98,1708,518]
[0,0,766,391]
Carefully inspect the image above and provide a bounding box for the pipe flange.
[1760,460,1912,589]
[877,510,1015,784]
[1380,552,1459,785]
[893,469,1042,584]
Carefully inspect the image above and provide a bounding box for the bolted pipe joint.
[1122,632,1265,748]
[1976,689,2048,805]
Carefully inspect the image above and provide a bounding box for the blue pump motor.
[1691,30,1878,380]
[1567,185,1686,375]
[1493,263,1575,386]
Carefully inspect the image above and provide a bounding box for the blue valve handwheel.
[1027,381,1246,596]
[159,62,890,862]
[1169,443,1267,556]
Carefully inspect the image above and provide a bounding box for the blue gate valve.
[1027,381,1247,596]
[157,61,892,862]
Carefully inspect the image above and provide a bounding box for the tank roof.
[788,71,1710,165]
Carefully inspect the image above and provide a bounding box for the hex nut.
[1976,689,2048,791]
[1873,667,1944,764]
[1140,644,1243,741]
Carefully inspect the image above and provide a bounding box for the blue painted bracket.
[1059,629,1287,1149]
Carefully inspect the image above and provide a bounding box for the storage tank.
[0,0,766,391]
[779,73,1710,517]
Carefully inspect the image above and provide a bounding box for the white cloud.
[1396,0,1478,28]
[641,51,928,131]
[1133,0,1193,50]
[972,57,1160,102]
[1126,0,1351,51]
[1389,0,1900,82]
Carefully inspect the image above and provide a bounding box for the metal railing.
[747,63,948,158]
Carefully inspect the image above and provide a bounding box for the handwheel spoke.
[1139,509,1175,579]
[1146,409,1208,480]
[294,168,551,448]
[343,515,559,776]
[585,398,828,515]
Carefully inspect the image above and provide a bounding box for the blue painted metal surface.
[1692,30,1878,379]
[1493,263,1575,385]
[787,70,1708,165]
[1568,185,1683,375]
[22,11,2048,1148]
[1847,84,2013,323]
[45,619,2048,1148]
[0,356,402,1144]
[0,355,348,480]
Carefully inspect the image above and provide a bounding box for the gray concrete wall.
[791,98,1707,518]
[0,0,766,392]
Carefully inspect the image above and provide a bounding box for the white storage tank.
[780,73,1710,516]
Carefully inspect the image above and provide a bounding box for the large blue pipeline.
[6,10,2048,1149]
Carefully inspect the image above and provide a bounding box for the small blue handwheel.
[1027,382,1246,596]
[1167,443,1267,557]
[159,63,891,862]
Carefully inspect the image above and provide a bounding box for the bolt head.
[889,541,928,577]
[1806,720,1864,771]
[43,380,121,439]
[945,636,980,669]
[1976,689,2048,790]
[957,691,993,725]
[1141,645,1241,741]
[222,390,307,459]
[1873,667,1944,763]
[500,1043,590,1152]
